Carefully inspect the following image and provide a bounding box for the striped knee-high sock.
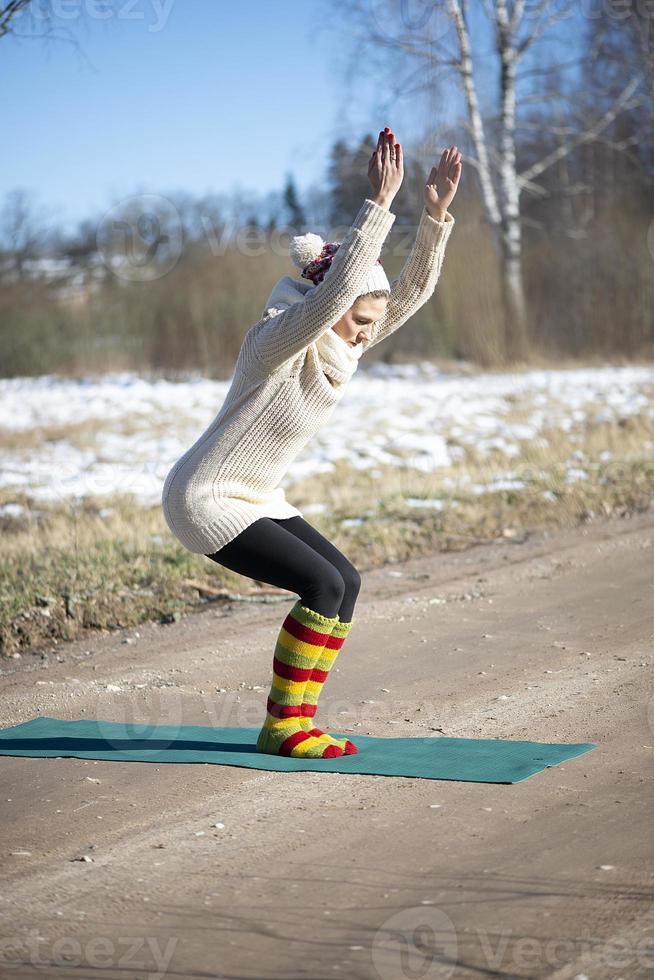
[298,616,358,755]
[256,599,345,759]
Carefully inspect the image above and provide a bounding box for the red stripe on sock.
[267,697,303,718]
[308,728,358,755]
[284,613,334,648]
[278,729,313,755]
[324,634,344,649]
[272,656,313,682]
[309,667,329,683]
[300,702,317,717]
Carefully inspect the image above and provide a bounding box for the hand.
[368,128,403,207]
[425,145,461,219]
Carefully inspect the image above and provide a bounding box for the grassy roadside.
[1,410,652,661]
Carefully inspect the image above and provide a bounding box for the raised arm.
[361,207,455,353]
[362,145,461,354]
[252,129,403,372]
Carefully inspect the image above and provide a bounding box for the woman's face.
[332,296,389,347]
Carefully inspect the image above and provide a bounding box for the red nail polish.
[384,127,390,133]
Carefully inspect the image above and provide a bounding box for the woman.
[161,128,461,759]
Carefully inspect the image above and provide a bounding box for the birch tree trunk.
[497,3,528,359]
[343,0,642,364]
[448,0,532,359]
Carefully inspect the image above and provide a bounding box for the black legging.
[204,516,361,621]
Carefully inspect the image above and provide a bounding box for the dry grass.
[1,406,652,660]
[2,197,653,379]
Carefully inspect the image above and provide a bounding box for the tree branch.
[446,0,502,225]
[517,77,642,187]
[515,0,577,61]
[0,0,31,38]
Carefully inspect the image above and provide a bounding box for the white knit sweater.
[161,198,454,554]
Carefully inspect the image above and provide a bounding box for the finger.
[438,148,450,176]
[395,142,402,170]
[449,151,462,176]
[445,161,460,185]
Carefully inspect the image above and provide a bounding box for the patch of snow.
[0,365,651,505]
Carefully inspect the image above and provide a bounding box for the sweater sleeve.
[361,207,454,354]
[251,198,396,372]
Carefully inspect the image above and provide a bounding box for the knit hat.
[290,231,390,293]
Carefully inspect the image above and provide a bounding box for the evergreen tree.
[283,174,306,232]
[327,138,369,227]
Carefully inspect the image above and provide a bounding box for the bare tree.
[0,0,31,37]
[330,0,644,361]
[0,0,118,62]
[583,1,654,177]
[0,188,52,279]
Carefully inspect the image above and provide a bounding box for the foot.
[297,716,358,754]
[256,718,344,758]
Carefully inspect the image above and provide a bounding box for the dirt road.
[1,511,653,979]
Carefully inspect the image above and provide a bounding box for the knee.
[308,564,347,608]
[340,563,361,598]
[324,567,348,606]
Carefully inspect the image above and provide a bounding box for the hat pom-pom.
[289,232,325,270]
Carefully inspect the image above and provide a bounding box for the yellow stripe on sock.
[276,626,329,663]
[264,715,302,732]
[288,735,328,756]
[311,648,340,671]
[270,675,307,699]
[303,679,325,702]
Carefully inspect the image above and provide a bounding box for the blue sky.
[2,0,433,233]
[2,1,580,236]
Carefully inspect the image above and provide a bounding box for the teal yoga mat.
[0,716,597,783]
